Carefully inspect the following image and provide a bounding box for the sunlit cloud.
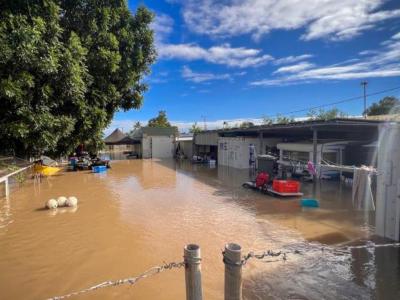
[173,0,400,41]
[251,34,400,86]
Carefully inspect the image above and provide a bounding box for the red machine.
[255,172,270,188]
[242,171,270,192]
[243,172,303,197]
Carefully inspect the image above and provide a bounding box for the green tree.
[129,121,142,134]
[148,110,172,127]
[189,122,202,133]
[0,1,156,157]
[307,108,347,120]
[262,116,274,125]
[364,96,400,116]
[239,121,255,128]
[276,114,295,124]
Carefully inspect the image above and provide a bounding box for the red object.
[272,180,300,193]
[256,172,269,187]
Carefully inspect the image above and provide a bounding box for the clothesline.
[277,156,377,174]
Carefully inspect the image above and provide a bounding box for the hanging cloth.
[352,167,375,211]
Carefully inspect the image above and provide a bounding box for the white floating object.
[66,196,78,207]
[57,196,67,207]
[46,199,58,209]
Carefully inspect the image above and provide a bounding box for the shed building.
[132,127,177,159]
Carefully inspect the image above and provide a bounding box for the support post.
[312,129,318,182]
[223,243,242,300]
[184,244,203,300]
[259,131,264,155]
[5,178,9,198]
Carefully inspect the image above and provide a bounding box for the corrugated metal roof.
[136,127,177,137]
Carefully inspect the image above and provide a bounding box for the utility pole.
[201,115,207,130]
[361,81,368,118]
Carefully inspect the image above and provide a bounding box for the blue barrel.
[92,165,107,173]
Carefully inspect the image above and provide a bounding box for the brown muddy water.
[0,159,399,300]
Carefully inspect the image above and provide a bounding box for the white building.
[133,127,177,159]
[218,136,279,169]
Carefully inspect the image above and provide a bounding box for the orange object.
[272,180,300,193]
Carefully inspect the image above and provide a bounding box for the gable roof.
[104,128,126,144]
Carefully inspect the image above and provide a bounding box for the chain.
[47,261,185,300]
[223,249,301,267]
[226,242,400,267]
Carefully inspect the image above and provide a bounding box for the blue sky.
[108,0,400,133]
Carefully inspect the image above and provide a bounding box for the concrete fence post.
[5,178,9,197]
[223,243,242,300]
[184,244,203,300]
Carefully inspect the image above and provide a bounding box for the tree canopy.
[275,114,295,124]
[147,110,172,127]
[189,122,202,133]
[0,0,156,157]
[239,121,255,128]
[307,108,347,121]
[364,96,400,116]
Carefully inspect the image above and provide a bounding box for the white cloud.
[181,66,231,83]
[151,13,174,43]
[251,35,400,86]
[392,31,400,39]
[158,43,273,68]
[273,62,315,74]
[106,118,266,134]
[174,0,400,41]
[273,54,313,65]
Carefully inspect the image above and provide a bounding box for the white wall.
[217,137,280,169]
[151,136,174,158]
[142,135,152,158]
[376,124,400,241]
[218,137,260,169]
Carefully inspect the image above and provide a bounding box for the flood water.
[0,159,399,300]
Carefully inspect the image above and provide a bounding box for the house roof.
[132,126,177,137]
[104,129,127,144]
[192,118,399,144]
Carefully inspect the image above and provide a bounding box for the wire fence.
[47,261,185,300]
[46,241,400,300]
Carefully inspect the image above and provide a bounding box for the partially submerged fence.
[0,156,32,197]
[47,242,400,300]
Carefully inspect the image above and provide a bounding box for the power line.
[263,85,400,119]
